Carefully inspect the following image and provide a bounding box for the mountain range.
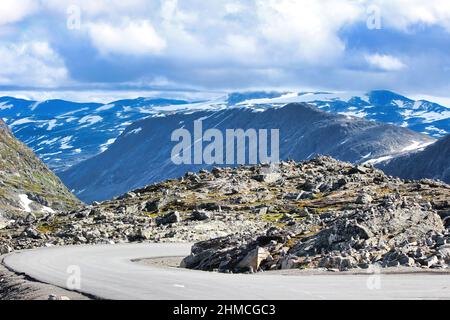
[0,96,189,171]
[0,90,448,173]
[59,103,434,202]
[0,90,448,203]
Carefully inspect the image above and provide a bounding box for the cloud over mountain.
[0,1,450,94]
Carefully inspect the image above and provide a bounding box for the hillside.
[0,119,80,221]
[0,96,189,171]
[379,135,450,183]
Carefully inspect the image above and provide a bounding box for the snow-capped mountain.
[234,90,450,138]
[0,90,448,173]
[0,96,190,171]
[59,103,434,203]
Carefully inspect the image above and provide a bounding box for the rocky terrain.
[180,157,450,272]
[0,119,80,225]
[1,156,449,273]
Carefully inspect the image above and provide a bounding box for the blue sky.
[1,0,450,100]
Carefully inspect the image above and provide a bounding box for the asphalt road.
[3,243,450,300]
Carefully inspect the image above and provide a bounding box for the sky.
[1,0,450,100]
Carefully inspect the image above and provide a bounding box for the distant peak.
[367,90,412,103]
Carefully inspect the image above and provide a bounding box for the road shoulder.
[0,254,90,300]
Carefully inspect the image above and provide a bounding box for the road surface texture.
[3,243,450,300]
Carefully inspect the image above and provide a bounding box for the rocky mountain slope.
[59,103,434,203]
[379,135,450,183]
[1,90,448,173]
[2,157,449,271]
[0,119,80,222]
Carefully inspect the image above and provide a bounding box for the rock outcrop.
[179,157,450,272]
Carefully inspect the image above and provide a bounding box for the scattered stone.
[191,210,211,221]
[145,197,171,212]
[25,213,37,223]
[156,211,181,225]
[356,194,373,205]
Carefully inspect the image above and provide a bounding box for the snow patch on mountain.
[126,128,142,136]
[60,136,73,150]
[47,119,58,131]
[79,115,103,126]
[401,140,435,152]
[0,102,13,110]
[9,118,36,128]
[18,194,33,213]
[96,104,115,111]
[100,138,117,153]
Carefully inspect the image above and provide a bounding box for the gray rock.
[0,244,13,254]
[438,245,450,263]
[425,255,439,268]
[25,213,37,223]
[191,210,211,221]
[157,211,181,225]
[356,194,373,205]
[236,247,271,272]
[23,227,41,239]
[145,197,170,212]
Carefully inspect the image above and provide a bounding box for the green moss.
[143,212,161,218]
[262,213,284,222]
[36,219,63,234]
[311,205,343,214]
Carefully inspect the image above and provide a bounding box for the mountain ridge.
[0,89,448,173]
[379,134,450,183]
[59,102,434,202]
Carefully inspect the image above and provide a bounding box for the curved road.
[3,243,450,300]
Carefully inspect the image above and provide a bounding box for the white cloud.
[255,0,363,63]
[42,0,150,18]
[366,54,407,71]
[0,0,38,25]
[225,2,245,15]
[0,41,68,87]
[87,19,166,56]
[1,0,450,93]
[370,0,450,32]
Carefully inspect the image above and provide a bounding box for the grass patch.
[262,213,284,222]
